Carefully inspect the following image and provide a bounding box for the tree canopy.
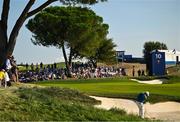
[26,6,115,76]
[86,38,116,67]
[59,0,107,5]
[0,0,106,67]
[143,41,168,74]
[143,41,168,56]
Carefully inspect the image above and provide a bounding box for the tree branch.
[1,0,10,42]
[26,0,106,18]
[7,0,35,54]
[0,21,7,50]
[26,0,58,18]
[1,0,10,26]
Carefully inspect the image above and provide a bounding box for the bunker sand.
[91,96,180,121]
[131,79,164,84]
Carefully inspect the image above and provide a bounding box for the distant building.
[123,55,133,62]
[116,51,143,63]
[158,49,180,65]
[116,51,125,61]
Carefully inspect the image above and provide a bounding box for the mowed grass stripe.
[33,78,180,103]
[36,83,180,96]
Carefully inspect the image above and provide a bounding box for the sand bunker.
[131,79,165,84]
[91,96,180,121]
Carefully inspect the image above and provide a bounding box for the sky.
[0,0,179,64]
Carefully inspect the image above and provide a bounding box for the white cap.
[145,91,149,97]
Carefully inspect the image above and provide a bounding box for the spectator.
[25,63,29,70]
[36,63,39,71]
[5,56,12,72]
[4,70,11,87]
[138,69,141,76]
[141,70,145,76]
[0,69,10,87]
[4,55,13,82]
[31,63,34,71]
[132,65,135,77]
[54,62,57,69]
[0,69,5,87]
[40,62,43,69]
[10,56,19,82]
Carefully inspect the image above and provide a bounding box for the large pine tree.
[0,0,106,68]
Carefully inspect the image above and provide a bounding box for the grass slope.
[167,65,180,76]
[33,77,180,103]
[0,85,145,121]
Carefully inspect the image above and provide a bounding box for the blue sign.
[149,51,165,76]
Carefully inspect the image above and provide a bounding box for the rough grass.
[33,77,180,103]
[167,65,180,76]
[163,75,180,84]
[0,85,147,121]
[134,76,168,81]
[134,75,180,84]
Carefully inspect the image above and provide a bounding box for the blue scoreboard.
[149,51,165,76]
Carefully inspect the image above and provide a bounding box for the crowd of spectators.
[0,55,18,87]
[18,62,127,82]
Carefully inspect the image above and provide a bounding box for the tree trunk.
[0,0,10,68]
[68,47,73,68]
[0,22,8,68]
[90,59,97,68]
[7,0,35,55]
[0,0,57,68]
[0,47,7,69]
[62,44,71,77]
[0,48,7,68]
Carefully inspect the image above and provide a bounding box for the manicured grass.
[0,85,146,121]
[33,77,180,103]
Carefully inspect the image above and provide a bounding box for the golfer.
[136,91,149,118]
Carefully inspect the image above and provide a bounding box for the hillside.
[167,65,180,76]
[0,84,145,121]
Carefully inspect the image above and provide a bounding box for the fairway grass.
[33,77,180,103]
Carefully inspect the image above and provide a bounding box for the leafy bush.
[109,107,126,115]
[163,75,180,84]
[135,76,169,81]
